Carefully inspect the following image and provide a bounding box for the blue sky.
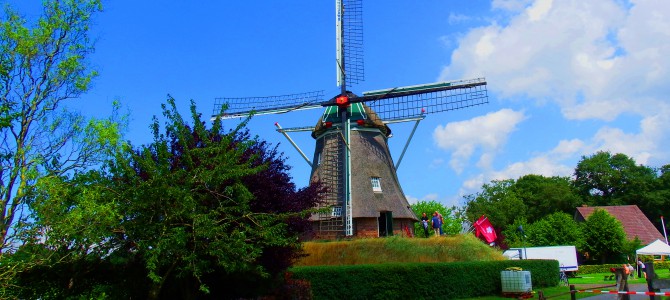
[8,0,670,208]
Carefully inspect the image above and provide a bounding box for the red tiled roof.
[574,205,664,245]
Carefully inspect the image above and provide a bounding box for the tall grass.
[295,234,504,266]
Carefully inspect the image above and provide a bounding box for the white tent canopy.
[637,239,670,256]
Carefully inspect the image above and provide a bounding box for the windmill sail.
[359,78,488,122]
[212,90,325,120]
[336,0,364,88]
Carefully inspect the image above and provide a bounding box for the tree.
[18,98,322,299]
[573,151,656,207]
[512,175,583,223]
[525,212,583,249]
[501,218,530,248]
[581,209,626,264]
[645,164,670,230]
[0,0,110,253]
[410,200,460,237]
[463,179,526,231]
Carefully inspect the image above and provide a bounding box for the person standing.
[637,259,646,278]
[420,212,430,237]
[438,213,444,235]
[431,212,441,237]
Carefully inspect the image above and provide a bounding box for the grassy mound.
[295,234,504,266]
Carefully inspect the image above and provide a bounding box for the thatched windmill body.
[213,0,488,239]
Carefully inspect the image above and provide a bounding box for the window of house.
[331,206,342,217]
[371,177,382,192]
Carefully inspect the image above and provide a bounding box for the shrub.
[291,259,558,299]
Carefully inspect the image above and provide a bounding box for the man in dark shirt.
[420,212,429,237]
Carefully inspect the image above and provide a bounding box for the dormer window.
[371,177,382,192]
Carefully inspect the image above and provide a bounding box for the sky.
[6,0,670,208]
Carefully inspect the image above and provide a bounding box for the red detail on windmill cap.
[356,119,364,126]
[421,108,426,113]
[336,95,349,107]
[325,122,333,128]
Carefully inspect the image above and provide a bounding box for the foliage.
[576,264,635,274]
[645,164,670,229]
[464,179,525,237]
[581,209,626,264]
[0,0,128,295]
[291,259,559,299]
[501,218,530,248]
[13,98,323,299]
[0,0,108,252]
[573,151,657,207]
[621,236,643,264]
[295,234,504,266]
[525,212,584,249]
[410,200,460,237]
[512,175,583,223]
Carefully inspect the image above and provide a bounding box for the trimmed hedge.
[290,259,558,299]
[578,261,670,274]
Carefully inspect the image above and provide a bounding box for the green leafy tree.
[512,175,583,223]
[0,0,110,253]
[501,218,530,248]
[18,98,322,299]
[645,164,670,229]
[463,179,526,231]
[573,151,656,207]
[525,212,583,249]
[0,1,126,296]
[410,200,460,237]
[581,208,627,263]
[622,236,643,265]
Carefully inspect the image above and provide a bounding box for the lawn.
[461,268,670,300]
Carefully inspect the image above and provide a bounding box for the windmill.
[212,0,488,239]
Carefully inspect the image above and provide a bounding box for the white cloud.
[460,1,670,120]
[433,108,526,173]
[439,0,670,196]
[551,139,585,157]
[526,0,553,22]
[490,155,573,181]
[405,193,460,207]
[492,0,534,12]
[405,195,419,205]
[429,158,445,169]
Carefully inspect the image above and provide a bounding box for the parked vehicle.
[503,245,578,272]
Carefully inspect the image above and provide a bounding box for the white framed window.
[316,152,321,166]
[371,177,382,192]
[331,206,342,217]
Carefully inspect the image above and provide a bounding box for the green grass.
[460,268,670,299]
[296,234,505,266]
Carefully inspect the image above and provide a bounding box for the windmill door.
[378,211,393,237]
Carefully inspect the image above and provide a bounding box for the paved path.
[575,284,657,300]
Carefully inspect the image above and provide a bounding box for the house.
[574,205,664,245]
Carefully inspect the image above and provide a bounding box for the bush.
[291,259,558,299]
[577,264,624,274]
[577,261,670,275]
